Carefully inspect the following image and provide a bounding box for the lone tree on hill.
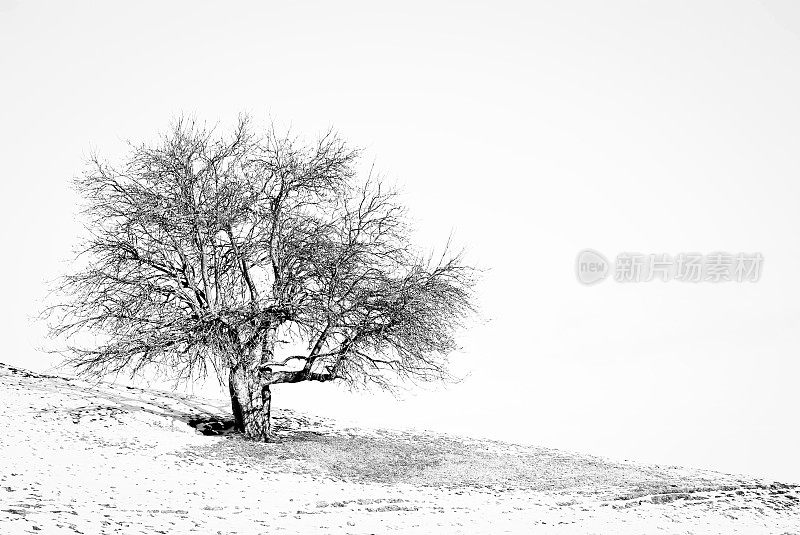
[45,116,478,439]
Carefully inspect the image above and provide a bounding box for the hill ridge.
[1,362,798,534]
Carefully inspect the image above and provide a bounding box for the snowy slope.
[0,363,798,534]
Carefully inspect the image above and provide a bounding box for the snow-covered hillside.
[1,363,797,534]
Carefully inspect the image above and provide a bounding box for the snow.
[1,363,797,534]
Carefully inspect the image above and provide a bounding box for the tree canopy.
[45,116,478,437]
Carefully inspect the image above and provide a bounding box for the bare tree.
[45,116,478,440]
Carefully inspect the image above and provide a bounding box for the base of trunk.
[229,366,272,440]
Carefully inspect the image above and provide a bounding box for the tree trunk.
[229,365,272,440]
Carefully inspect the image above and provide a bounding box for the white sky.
[2,0,799,482]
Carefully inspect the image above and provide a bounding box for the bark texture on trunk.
[226,321,336,440]
[229,365,272,440]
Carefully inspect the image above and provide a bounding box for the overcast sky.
[2,0,800,482]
